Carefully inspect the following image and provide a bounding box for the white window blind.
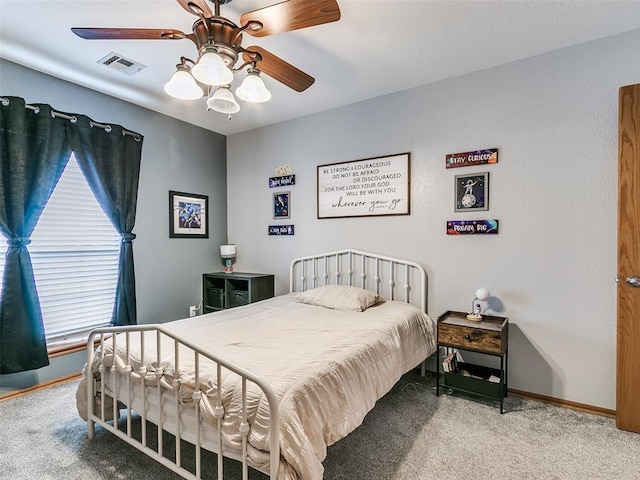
[0,154,121,342]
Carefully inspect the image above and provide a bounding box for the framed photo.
[169,190,209,238]
[273,191,291,219]
[317,152,410,219]
[454,172,489,212]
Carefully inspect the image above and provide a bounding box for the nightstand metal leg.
[500,354,504,413]
[436,348,440,397]
[505,347,509,397]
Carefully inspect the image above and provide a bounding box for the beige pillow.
[296,285,381,312]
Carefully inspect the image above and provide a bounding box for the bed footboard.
[84,324,280,480]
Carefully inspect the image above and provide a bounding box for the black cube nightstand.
[202,272,274,313]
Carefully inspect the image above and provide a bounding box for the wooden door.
[617,83,640,433]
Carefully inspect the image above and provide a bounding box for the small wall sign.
[268,225,295,235]
[446,219,499,235]
[269,175,296,188]
[446,148,498,169]
[275,163,292,176]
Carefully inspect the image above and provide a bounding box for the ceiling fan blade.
[243,46,314,92]
[240,0,341,37]
[176,0,213,18]
[72,28,190,41]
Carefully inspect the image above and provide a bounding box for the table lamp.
[466,287,490,321]
[220,244,236,273]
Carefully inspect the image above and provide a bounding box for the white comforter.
[77,294,436,480]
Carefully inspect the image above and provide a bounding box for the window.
[0,154,121,342]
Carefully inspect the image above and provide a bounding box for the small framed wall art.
[273,191,291,219]
[454,172,489,212]
[169,190,209,238]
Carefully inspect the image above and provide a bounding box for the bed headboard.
[290,249,428,313]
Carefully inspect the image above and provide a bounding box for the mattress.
[78,293,436,480]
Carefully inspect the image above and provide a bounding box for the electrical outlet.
[189,305,197,317]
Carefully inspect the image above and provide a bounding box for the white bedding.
[78,293,436,480]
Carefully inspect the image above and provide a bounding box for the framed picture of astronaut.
[454,172,489,212]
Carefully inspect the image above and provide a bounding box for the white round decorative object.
[475,288,491,301]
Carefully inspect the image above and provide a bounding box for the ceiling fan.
[72,0,341,114]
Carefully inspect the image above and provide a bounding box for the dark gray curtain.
[66,115,143,326]
[0,97,71,374]
[0,96,143,374]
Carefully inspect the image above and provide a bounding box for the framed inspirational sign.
[317,153,410,219]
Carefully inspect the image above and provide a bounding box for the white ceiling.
[2,0,640,136]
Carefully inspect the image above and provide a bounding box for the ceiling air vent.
[97,52,146,76]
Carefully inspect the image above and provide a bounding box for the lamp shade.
[475,288,491,301]
[207,86,240,114]
[192,50,234,86]
[236,70,271,103]
[220,244,236,258]
[163,68,203,100]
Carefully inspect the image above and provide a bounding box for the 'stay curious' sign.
[317,153,410,219]
[446,148,498,169]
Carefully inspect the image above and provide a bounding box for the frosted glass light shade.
[192,50,234,86]
[163,69,203,100]
[475,288,491,301]
[236,71,271,103]
[207,86,240,114]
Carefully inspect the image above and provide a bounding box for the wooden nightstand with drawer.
[436,310,509,413]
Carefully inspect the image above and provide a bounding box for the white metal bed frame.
[290,249,427,312]
[84,249,428,480]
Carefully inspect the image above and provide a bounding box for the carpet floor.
[1,370,638,479]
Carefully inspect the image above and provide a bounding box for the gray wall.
[0,59,227,389]
[227,28,640,410]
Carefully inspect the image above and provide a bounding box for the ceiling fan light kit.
[207,85,240,115]
[72,0,341,118]
[163,61,204,100]
[235,67,271,103]
[190,45,234,86]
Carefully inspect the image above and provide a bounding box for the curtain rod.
[1,97,141,141]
